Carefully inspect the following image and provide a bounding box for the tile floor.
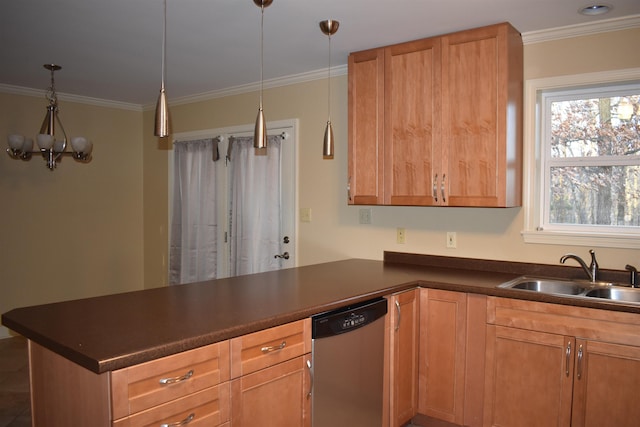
[0,336,30,427]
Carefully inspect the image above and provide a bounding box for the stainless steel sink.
[498,276,640,305]
[498,277,592,296]
[584,287,640,303]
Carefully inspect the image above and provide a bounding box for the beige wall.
[144,26,640,290]
[2,26,640,339]
[0,92,144,338]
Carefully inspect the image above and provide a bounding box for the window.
[522,70,640,249]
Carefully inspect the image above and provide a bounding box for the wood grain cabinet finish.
[230,319,312,427]
[418,289,467,424]
[484,297,640,427]
[348,22,522,207]
[28,340,231,427]
[415,290,486,427]
[388,289,420,427]
[111,340,231,426]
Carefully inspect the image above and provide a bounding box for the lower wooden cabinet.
[484,297,640,427]
[571,339,640,427]
[231,355,311,427]
[230,319,312,427]
[410,290,486,427]
[388,289,419,427]
[484,325,573,427]
[418,289,467,424]
[112,384,230,427]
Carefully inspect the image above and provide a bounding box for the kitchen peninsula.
[3,252,640,427]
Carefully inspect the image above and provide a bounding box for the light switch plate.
[300,208,312,223]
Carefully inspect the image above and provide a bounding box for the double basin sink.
[498,276,640,305]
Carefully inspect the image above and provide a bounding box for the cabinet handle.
[261,341,286,353]
[394,300,401,332]
[565,342,571,377]
[441,173,446,203]
[433,174,438,202]
[577,344,584,379]
[306,359,313,398]
[347,176,352,202]
[159,369,194,385]
[160,413,195,427]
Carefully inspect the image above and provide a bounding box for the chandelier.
[6,64,93,170]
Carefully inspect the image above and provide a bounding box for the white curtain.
[228,135,283,276]
[169,138,220,285]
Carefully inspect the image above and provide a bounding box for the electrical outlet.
[359,208,372,224]
[446,232,457,248]
[397,228,406,244]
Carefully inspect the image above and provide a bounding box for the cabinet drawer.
[113,382,230,427]
[231,319,311,378]
[111,340,230,419]
[487,297,640,347]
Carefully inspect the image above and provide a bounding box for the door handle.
[274,252,290,260]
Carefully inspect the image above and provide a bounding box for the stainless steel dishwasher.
[311,297,387,427]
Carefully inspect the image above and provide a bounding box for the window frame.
[522,68,640,249]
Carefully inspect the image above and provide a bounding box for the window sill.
[521,229,640,249]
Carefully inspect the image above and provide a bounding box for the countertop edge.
[4,254,639,373]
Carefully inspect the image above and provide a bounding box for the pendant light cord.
[259,3,264,108]
[161,0,167,90]
[327,32,332,121]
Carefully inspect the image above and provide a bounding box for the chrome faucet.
[625,264,638,288]
[560,249,599,283]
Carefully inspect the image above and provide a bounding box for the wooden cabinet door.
[348,47,384,205]
[441,23,522,207]
[418,289,466,424]
[384,38,441,206]
[483,325,573,427]
[571,339,640,427]
[388,289,419,426]
[230,355,311,427]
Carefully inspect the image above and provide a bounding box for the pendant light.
[320,19,339,159]
[154,0,172,137]
[253,0,272,149]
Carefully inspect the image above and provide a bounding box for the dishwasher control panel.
[341,313,366,330]
[312,297,388,339]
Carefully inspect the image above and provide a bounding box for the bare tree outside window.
[547,92,640,227]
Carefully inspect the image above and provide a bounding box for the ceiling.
[1,0,639,107]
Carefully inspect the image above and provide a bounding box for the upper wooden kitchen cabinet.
[348,22,523,207]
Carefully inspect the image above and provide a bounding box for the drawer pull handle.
[159,369,194,385]
[261,341,286,353]
[160,413,195,427]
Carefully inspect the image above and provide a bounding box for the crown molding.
[0,83,143,112]
[522,14,640,44]
[143,64,348,110]
[3,15,639,109]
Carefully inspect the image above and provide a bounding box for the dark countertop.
[2,252,637,374]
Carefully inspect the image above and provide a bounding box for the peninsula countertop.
[2,252,636,374]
